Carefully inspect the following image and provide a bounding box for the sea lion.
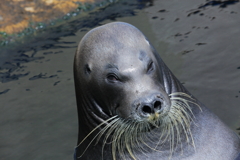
[73,22,240,160]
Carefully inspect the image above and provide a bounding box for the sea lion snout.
[134,93,170,119]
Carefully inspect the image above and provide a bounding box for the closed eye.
[147,61,154,74]
[107,74,119,83]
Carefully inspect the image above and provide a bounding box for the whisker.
[100,118,120,160]
[79,92,197,160]
[77,115,118,158]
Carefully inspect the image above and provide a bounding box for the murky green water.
[0,0,240,159]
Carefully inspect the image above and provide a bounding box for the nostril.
[142,105,153,114]
[154,101,162,111]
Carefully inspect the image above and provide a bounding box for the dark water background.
[0,0,240,159]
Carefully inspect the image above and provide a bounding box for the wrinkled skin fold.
[74,22,240,160]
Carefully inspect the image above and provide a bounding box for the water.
[0,0,240,159]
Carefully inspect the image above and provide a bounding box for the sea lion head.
[74,22,171,121]
[74,22,197,159]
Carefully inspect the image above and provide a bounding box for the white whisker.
[78,92,200,160]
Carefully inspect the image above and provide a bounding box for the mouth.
[148,123,158,131]
[147,113,161,129]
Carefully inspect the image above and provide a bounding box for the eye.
[147,61,154,74]
[107,74,119,83]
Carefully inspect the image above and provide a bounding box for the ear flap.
[84,64,91,75]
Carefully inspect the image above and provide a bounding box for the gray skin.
[73,22,240,160]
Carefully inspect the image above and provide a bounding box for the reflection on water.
[0,0,240,159]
